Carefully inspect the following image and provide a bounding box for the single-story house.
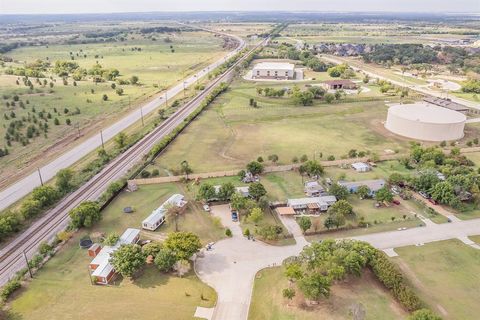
[321,79,357,90]
[252,62,295,80]
[89,228,140,285]
[338,179,386,195]
[276,206,296,216]
[351,162,371,172]
[142,194,187,231]
[304,181,325,197]
[287,195,337,213]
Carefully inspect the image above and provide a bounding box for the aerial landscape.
[0,0,480,319]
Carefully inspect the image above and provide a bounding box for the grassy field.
[248,266,408,320]
[0,30,227,181]
[393,240,480,320]
[147,77,410,175]
[7,183,224,319]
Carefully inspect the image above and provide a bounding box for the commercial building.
[385,103,466,142]
[142,194,187,231]
[252,62,295,80]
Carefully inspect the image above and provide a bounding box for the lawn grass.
[248,266,408,320]
[7,182,225,319]
[393,239,480,320]
[0,30,226,179]
[147,77,410,175]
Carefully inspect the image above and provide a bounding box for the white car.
[203,204,210,212]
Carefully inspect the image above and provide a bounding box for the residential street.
[196,205,480,320]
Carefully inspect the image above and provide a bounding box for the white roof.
[305,181,320,188]
[287,195,337,207]
[388,103,466,124]
[92,260,114,278]
[352,162,369,169]
[142,194,186,226]
[339,179,386,191]
[253,62,295,71]
[119,228,140,245]
[90,245,116,267]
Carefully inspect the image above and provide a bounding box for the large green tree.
[163,232,201,260]
[69,201,101,228]
[110,244,145,278]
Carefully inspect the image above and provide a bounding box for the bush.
[0,212,21,241]
[140,170,151,178]
[69,201,101,228]
[39,241,54,255]
[103,232,120,246]
[154,248,177,272]
[143,241,163,258]
[225,228,232,237]
[1,279,21,301]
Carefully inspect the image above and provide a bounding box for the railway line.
[0,35,268,287]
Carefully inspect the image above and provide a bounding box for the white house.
[252,62,295,80]
[351,162,371,172]
[142,194,187,231]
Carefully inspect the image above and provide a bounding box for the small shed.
[88,243,102,258]
[351,162,371,172]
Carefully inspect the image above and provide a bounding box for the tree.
[248,207,264,224]
[329,183,349,200]
[268,154,279,164]
[282,288,296,305]
[116,88,124,95]
[110,244,145,279]
[413,172,440,193]
[180,160,193,179]
[218,182,235,201]
[246,161,264,175]
[298,216,312,234]
[154,248,177,272]
[114,132,128,149]
[69,201,101,228]
[142,241,163,258]
[165,203,181,232]
[102,94,108,101]
[31,185,59,207]
[249,182,267,200]
[299,160,324,177]
[230,192,248,211]
[173,259,191,277]
[298,273,331,300]
[388,173,405,186]
[324,93,335,103]
[430,181,457,206]
[103,232,119,246]
[197,183,216,202]
[163,232,201,260]
[408,309,442,320]
[20,199,42,219]
[293,90,314,106]
[329,199,354,217]
[323,215,336,230]
[55,168,74,193]
[285,262,303,280]
[375,187,394,203]
[130,75,139,85]
[356,185,370,199]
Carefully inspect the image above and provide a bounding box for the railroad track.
[0,36,268,286]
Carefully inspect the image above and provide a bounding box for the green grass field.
[147,77,410,175]
[248,266,407,320]
[393,240,480,320]
[7,182,225,319]
[0,30,226,180]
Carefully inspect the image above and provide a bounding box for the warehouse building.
[385,103,466,142]
[252,62,295,80]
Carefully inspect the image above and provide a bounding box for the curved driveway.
[0,30,245,210]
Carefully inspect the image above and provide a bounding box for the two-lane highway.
[0,29,244,211]
[0,35,268,287]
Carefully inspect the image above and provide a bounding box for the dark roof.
[323,79,356,85]
[423,97,469,112]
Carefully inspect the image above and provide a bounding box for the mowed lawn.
[8,183,225,319]
[248,267,408,320]
[394,240,480,320]
[150,79,409,175]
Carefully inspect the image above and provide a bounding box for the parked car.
[419,191,430,199]
[203,204,210,212]
[392,199,400,205]
[231,210,238,222]
[428,198,438,205]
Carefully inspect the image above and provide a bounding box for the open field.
[6,182,225,319]
[147,76,412,175]
[0,29,227,181]
[249,266,408,320]
[394,240,480,320]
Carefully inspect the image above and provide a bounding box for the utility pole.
[100,130,105,149]
[183,81,186,98]
[23,250,33,278]
[165,91,168,108]
[37,168,43,186]
[140,106,144,127]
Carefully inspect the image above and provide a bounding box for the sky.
[1,0,479,14]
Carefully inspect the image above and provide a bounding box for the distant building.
[304,181,325,197]
[351,162,371,172]
[89,228,140,285]
[321,79,357,90]
[287,195,337,213]
[142,194,187,231]
[252,62,295,80]
[338,179,386,195]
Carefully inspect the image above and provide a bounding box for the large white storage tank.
[385,103,466,141]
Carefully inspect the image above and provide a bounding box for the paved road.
[0,30,245,211]
[321,55,480,110]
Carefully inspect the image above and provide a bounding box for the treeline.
[139,26,183,34]
[84,31,124,38]
[362,44,438,65]
[277,44,332,72]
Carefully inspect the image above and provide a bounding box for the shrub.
[39,241,54,255]
[1,279,21,302]
[225,228,232,237]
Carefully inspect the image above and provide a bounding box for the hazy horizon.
[1,0,479,15]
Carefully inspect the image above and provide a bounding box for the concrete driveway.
[195,205,307,320]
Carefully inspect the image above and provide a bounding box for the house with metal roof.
[304,181,325,197]
[351,162,371,172]
[338,179,386,195]
[287,195,337,213]
[142,194,187,231]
